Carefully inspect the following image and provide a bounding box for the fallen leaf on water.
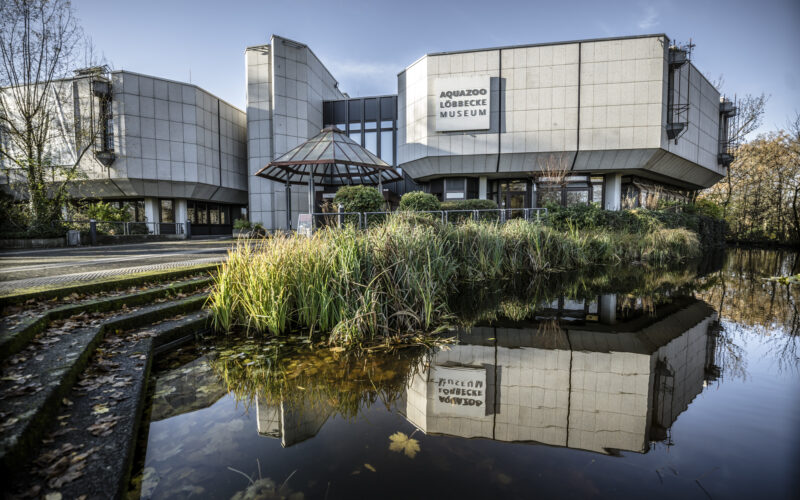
[91,404,110,415]
[388,431,421,458]
[364,463,376,472]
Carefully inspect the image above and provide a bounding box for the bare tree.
[0,0,102,230]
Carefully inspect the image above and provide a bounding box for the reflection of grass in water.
[209,338,432,418]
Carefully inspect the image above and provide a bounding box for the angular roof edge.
[111,69,245,114]
[398,33,669,76]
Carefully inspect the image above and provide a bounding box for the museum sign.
[434,75,491,132]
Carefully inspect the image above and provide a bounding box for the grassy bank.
[207,214,700,345]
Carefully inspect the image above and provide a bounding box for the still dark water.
[130,249,800,499]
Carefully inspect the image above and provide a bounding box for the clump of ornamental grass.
[207,212,703,344]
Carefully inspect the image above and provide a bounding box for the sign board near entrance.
[434,75,491,132]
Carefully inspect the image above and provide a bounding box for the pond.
[129,248,799,499]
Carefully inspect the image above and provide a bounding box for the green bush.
[333,185,385,213]
[441,199,499,210]
[233,219,252,230]
[399,191,440,211]
[688,199,724,220]
[543,204,726,248]
[84,201,132,222]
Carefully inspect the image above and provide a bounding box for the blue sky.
[74,0,798,136]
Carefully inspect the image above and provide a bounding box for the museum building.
[1,33,736,232]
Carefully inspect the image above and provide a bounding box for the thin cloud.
[327,60,401,96]
[637,5,659,30]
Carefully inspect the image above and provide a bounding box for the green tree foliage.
[701,128,800,244]
[399,191,440,211]
[333,185,385,213]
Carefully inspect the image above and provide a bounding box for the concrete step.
[0,276,213,363]
[5,310,211,499]
[0,294,208,472]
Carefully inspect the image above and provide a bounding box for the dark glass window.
[209,205,219,225]
[219,206,228,225]
[160,199,174,223]
[197,203,208,224]
[348,100,361,122]
[364,98,378,121]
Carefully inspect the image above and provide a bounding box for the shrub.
[399,191,440,211]
[233,219,252,230]
[84,201,132,222]
[688,199,724,220]
[333,185,384,213]
[441,199,498,210]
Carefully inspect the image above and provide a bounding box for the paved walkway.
[0,239,233,294]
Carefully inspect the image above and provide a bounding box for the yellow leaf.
[388,431,421,458]
[364,463,376,472]
[92,404,110,415]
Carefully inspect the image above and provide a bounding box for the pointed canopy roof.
[254,126,402,186]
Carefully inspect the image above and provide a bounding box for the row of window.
[323,97,397,166]
[184,200,246,225]
[426,176,606,208]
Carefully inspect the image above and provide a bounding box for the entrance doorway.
[498,180,528,218]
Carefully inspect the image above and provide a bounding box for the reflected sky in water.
[131,249,800,500]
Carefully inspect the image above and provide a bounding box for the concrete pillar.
[530,181,538,208]
[599,294,617,325]
[144,197,160,235]
[478,176,488,200]
[603,173,622,211]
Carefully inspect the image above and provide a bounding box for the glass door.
[499,180,528,218]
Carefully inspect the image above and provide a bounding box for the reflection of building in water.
[255,397,332,447]
[150,355,228,422]
[402,296,720,455]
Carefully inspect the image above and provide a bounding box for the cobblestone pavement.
[0,239,232,293]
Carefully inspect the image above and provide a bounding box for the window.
[188,204,195,224]
[160,199,174,223]
[364,131,377,155]
[592,183,603,204]
[567,190,589,205]
[538,190,561,206]
[445,178,465,200]
[219,206,228,225]
[209,205,219,225]
[197,203,208,224]
[380,131,393,164]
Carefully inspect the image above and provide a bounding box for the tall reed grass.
[207,214,701,344]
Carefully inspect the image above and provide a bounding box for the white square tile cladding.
[397,35,723,189]
[109,71,247,202]
[245,36,346,229]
